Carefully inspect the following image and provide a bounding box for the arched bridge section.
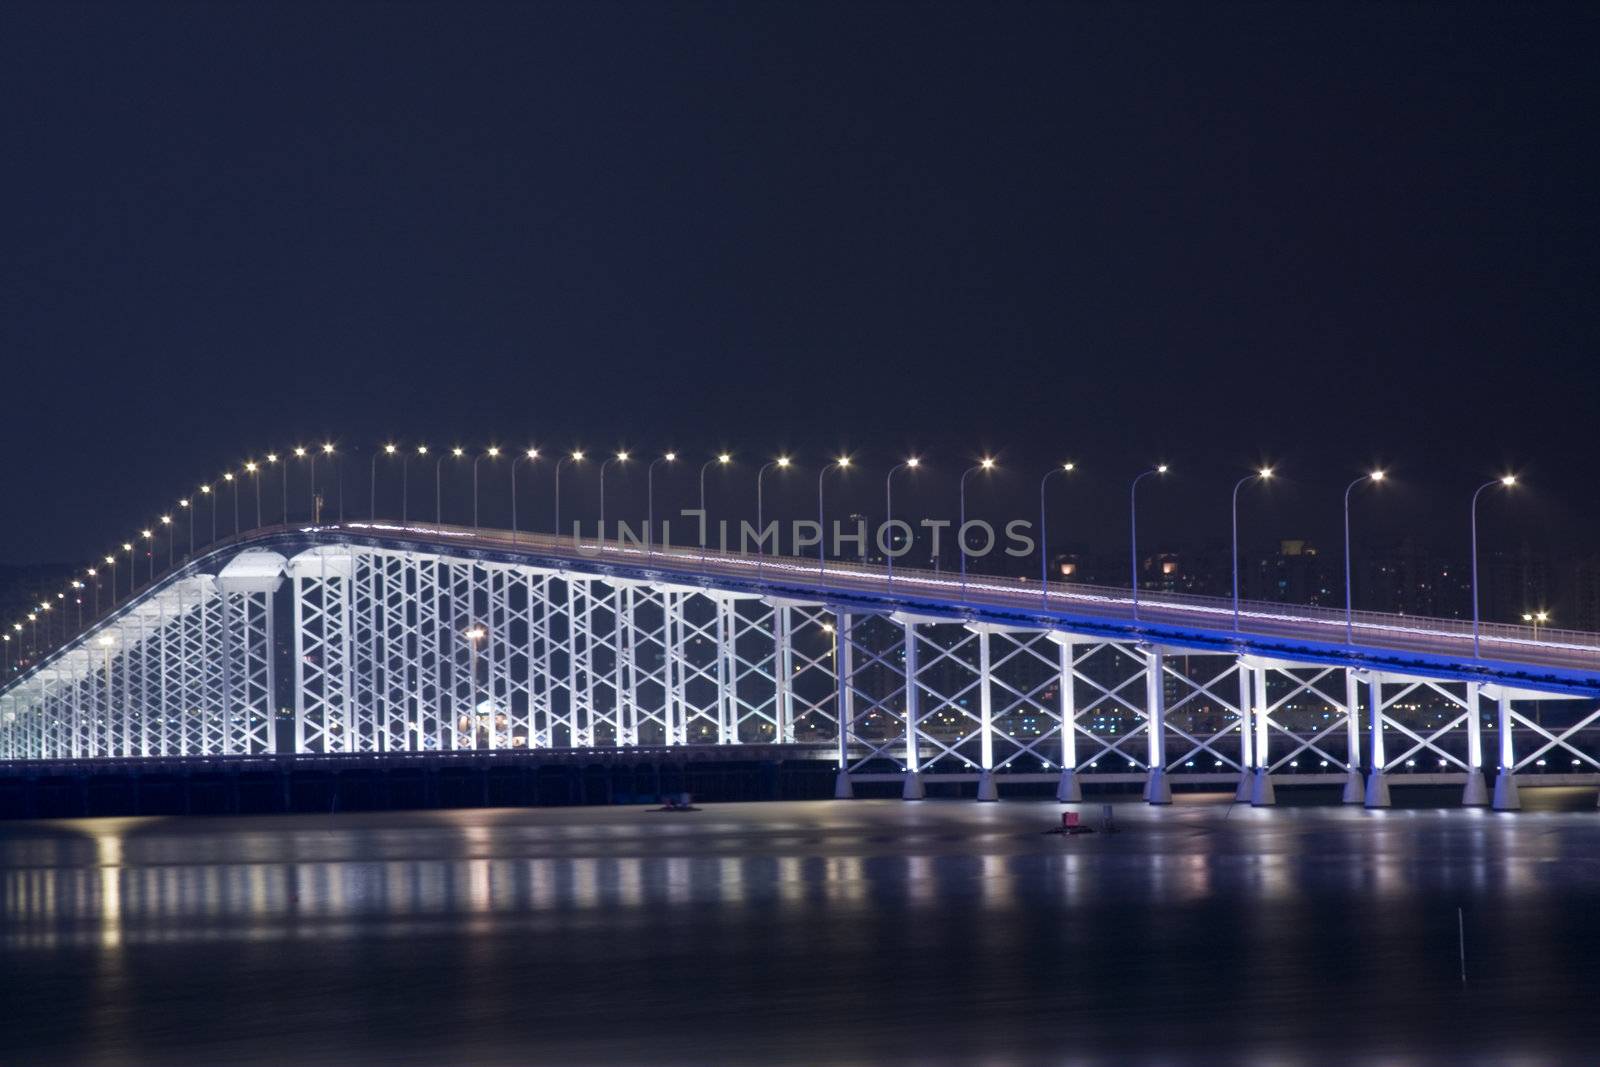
[5,523,1600,811]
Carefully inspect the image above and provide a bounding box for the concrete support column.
[1249,666,1275,806]
[1462,682,1489,806]
[1492,690,1520,810]
[901,619,923,799]
[1143,647,1171,805]
[833,611,854,799]
[775,605,795,744]
[1234,661,1253,802]
[1054,635,1081,802]
[1342,670,1364,804]
[976,628,998,801]
[1365,673,1391,808]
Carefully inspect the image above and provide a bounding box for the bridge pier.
[1143,648,1171,805]
[1492,692,1521,810]
[1248,666,1274,806]
[1462,683,1488,806]
[976,770,999,802]
[901,771,924,800]
[833,770,853,799]
[1055,769,1081,803]
[1234,663,1253,801]
[1364,675,1391,808]
[1342,671,1364,804]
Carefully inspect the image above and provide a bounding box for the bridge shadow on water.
[3,797,1600,1066]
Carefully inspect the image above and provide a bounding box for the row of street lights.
[5,443,1536,680]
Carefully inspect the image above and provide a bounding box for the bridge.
[5,507,1600,812]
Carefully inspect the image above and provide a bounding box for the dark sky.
[2,1,1596,576]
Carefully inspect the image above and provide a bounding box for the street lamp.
[757,455,792,568]
[87,567,99,618]
[245,461,261,529]
[179,498,192,559]
[160,514,173,572]
[123,542,134,598]
[473,446,500,535]
[1522,610,1550,641]
[105,555,118,607]
[266,452,284,525]
[321,443,339,523]
[1471,475,1518,658]
[1038,462,1074,608]
[403,444,428,523]
[199,484,215,545]
[959,458,996,601]
[599,451,628,543]
[511,448,539,544]
[554,450,584,542]
[1129,465,1168,621]
[817,456,849,576]
[699,453,733,562]
[223,472,238,535]
[142,529,155,584]
[885,457,920,587]
[438,447,464,532]
[1231,467,1273,631]
[1342,470,1385,643]
[646,452,676,554]
[371,443,399,521]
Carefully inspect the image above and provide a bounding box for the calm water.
[4,796,1600,1066]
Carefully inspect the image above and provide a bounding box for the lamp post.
[1522,610,1549,641]
[1038,462,1074,608]
[816,456,849,576]
[599,451,628,544]
[322,443,340,523]
[885,457,920,587]
[267,452,283,524]
[1231,467,1273,631]
[371,444,398,520]
[200,484,214,545]
[554,451,583,542]
[179,498,192,559]
[106,556,118,608]
[699,453,732,563]
[245,461,261,529]
[1342,470,1385,644]
[141,529,155,584]
[646,452,676,554]
[404,445,427,524]
[72,582,83,631]
[511,448,539,544]
[473,446,500,535]
[440,448,462,532]
[123,543,134,598]
[224,472,238,535]
[757,456,792,569]
[87,568,99,618]
[1471,475,1518,658]
[958,458,996,601]
[1129,465,1168,621]
[160,515,173,572]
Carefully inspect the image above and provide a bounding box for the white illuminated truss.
[2,528,1598,811]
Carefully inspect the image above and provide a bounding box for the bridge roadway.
[340,520,1600,696]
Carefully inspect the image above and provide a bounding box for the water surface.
[4,796,1599,1065]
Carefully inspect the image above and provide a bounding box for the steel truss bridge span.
[5,523,1600,812]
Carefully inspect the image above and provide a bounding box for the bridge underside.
[4,532,1600,812]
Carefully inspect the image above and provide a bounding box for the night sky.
[2,2,1596,582]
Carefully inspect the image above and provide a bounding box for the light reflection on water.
[3,799,1600,1066]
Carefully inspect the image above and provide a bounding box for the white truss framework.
[3,539,1598,816]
